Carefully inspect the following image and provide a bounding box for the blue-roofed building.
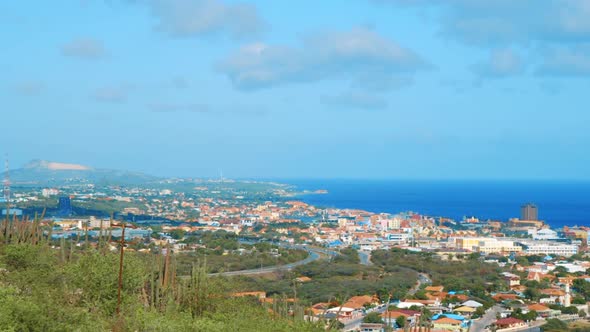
[327,240,344,248]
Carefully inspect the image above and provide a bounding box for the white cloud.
[374,0,590,45]
[472,48,524,78]
[375,1,590,78]
[147,0,265,39]
[218,27,429,90]
[536,46,590,77]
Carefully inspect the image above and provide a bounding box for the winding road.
[208,245,338,277]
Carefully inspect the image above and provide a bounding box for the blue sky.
[2,0,590,179]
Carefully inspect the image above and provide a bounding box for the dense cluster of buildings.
[5,183,587,259]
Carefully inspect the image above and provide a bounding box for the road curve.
[208,247,324,277]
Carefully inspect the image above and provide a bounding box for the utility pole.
[116,222,126,316]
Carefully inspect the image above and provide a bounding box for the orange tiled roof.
[493,293,519,301]
[343,295,374,309]
[528,303,550,312]
[425,286,444,293]
[434,317,462,325]
[540,288,565,296]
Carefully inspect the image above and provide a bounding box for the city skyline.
[2,1,590,179]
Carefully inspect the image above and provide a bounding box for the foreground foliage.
[0,216,327,332]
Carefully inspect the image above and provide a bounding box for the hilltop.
[3,159,159,186]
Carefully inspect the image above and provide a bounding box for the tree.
[395,315,406,328]
[516,256,530,266]
[473,306,486,319]
[329,320,345,330]
[573,279,590,300]
[468,253,480,260]
[572,296,586,305]
[561,306,579,315]
[524,287,541,301]
[414,290,428,300]
[363,312,384,324]
[553,266,568,277]
[169,229,186,240]
[542,318,568,332]
[523,310,538,322]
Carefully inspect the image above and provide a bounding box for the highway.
[408,272,432,295]
[208,244,337,277]
[342,305,388,331]
[469,305,502,332]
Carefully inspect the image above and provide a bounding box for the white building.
[385,232,412,243]
[518,241,578,257]
[555,262,587,273]
[454,237,522,254]
[477,239,523,254]
[387,218,401,229]
[528,228,559,240]
[42,188,59,197]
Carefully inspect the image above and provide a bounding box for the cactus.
[60,236,66,263]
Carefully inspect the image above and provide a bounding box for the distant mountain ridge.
[4,159,159,186]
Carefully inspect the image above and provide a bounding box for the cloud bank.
[218,27,430,90]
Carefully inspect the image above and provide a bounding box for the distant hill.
[3,159,159,186]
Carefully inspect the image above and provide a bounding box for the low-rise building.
[518,241,578,257]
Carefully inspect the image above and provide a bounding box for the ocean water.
[289,180,590,229]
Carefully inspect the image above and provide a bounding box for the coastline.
[288,179,590,229]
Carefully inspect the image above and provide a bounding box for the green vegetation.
[510,308,538,322]
[573,278,590,301]
[541,319,590,332]
[13,197,58,209]
[233,247,417,304]
[362,312,383,324]
[73,199,146,215]
[542,319,569,332]
[0,216,327,331]
[371,248,505,303]
[176,246,308,274]
[395,315,406,328]
[175,231,309,273]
